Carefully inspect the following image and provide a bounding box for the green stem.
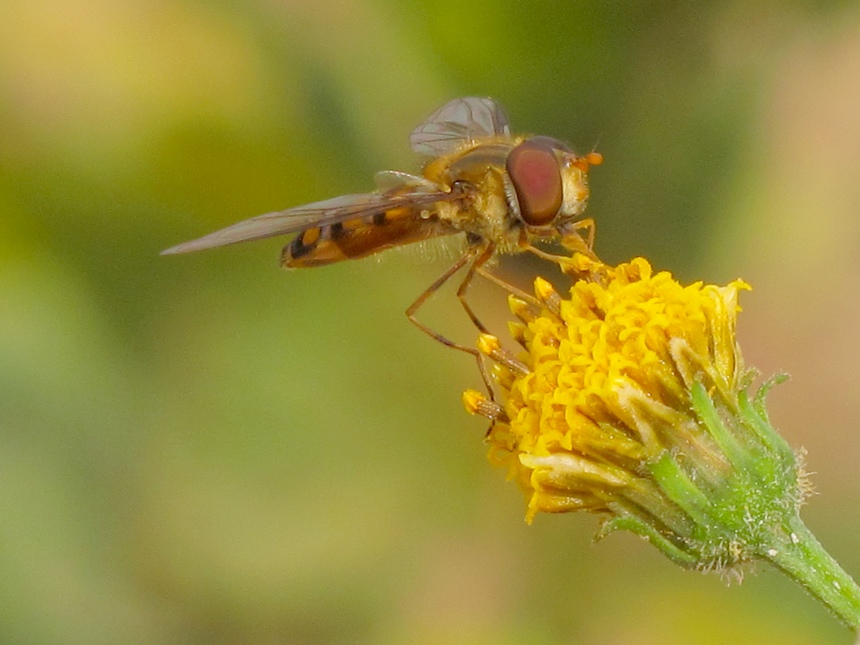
[761,513,860,629]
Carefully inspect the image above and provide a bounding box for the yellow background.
[2,2,860,643]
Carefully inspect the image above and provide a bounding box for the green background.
[2,1,860,643]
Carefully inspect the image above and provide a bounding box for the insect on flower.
[162,97,603,372]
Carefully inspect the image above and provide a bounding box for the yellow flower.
[464,253,805,575]
[461,253,860,628]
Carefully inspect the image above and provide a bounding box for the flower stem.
[762,512,860,629]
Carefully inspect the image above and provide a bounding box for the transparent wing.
[373,170,440,192]
[409,97,511,157]
[161,189,454,255]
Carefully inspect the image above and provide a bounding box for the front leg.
[560,217,597,259]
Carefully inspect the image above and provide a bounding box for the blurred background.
[2,1,860,643]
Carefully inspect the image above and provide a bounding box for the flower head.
[464,253,806,575]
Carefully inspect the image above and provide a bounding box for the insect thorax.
[436,164,523,254]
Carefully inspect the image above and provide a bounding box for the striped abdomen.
[282,205,454,268]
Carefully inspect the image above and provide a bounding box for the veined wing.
[373,170,441,192]
[409,97,511,157]
[161,189,455,255]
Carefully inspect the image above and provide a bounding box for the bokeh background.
[3,1,860,643]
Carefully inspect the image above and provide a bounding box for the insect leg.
[524,243,610,287]
[559,217,597,257]
[405,244,495,396]
[525,244,578,263]
[474,265,547,312]
[526,213,600,267]
[454,242,496,335]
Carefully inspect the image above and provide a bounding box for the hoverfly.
[163,97,602,378]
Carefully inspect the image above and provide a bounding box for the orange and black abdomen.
[282,206,454,268]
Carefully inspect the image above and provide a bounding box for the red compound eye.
[506,137,563,226]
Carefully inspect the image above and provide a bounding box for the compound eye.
[506,138,563,226]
